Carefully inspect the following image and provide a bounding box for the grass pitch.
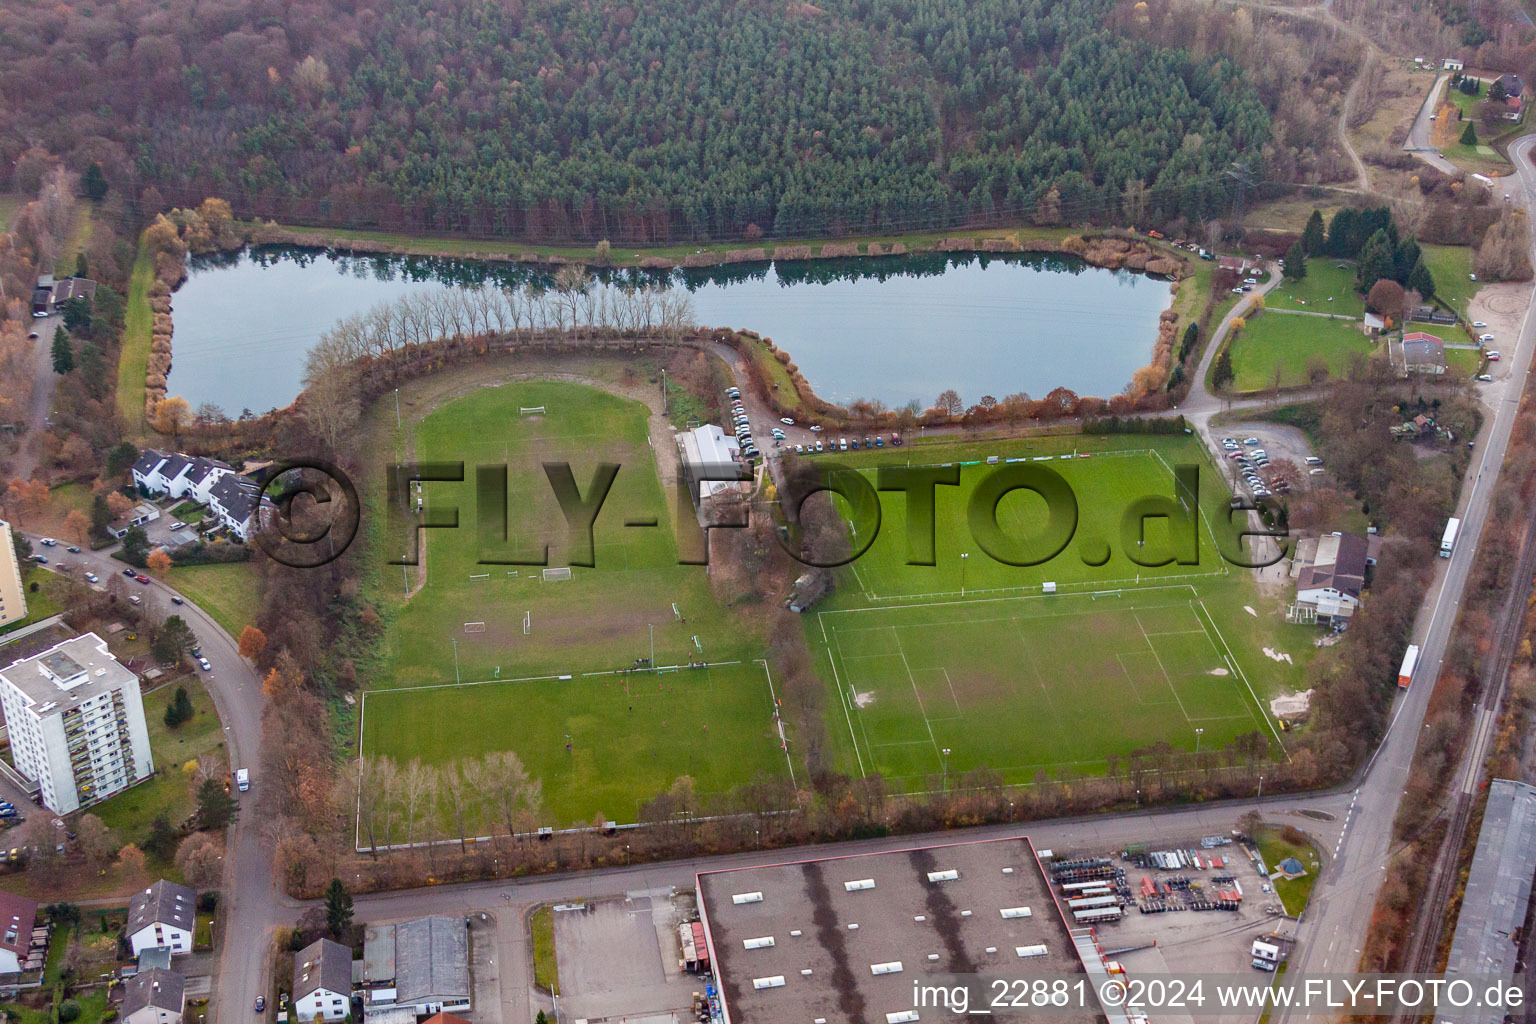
[364,380,792,824]
[361,661,791,824]
[820,587,1274,788]
[807,435,1302,787]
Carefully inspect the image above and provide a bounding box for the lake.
[166,247,1174,416]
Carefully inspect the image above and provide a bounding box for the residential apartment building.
[294,938,353,1021]
[122,967,185,1024]
[127,880,196,957]
[132,449,271,541]
[0,520,25,629]
[0,634,153,814]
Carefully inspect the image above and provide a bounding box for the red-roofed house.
[0,890,38,974]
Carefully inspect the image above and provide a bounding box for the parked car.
[809,424,823,432]
[1479,334,1495,343]
[171,596,184,605]
[1243,437,1260,445]
[67,546,80,553]
[1309,468,1326,475]
[123,568,137,577]
[891,435,903,446]
[1472,321,1488,328]
[794,444,804,453]
[875,437,884,447]
[1487,351,1501,361]
[38,538,56,547]
[169,522,186,531]
[814,440,824,452]
[1478,373,1493,381]
[198,657,212,671]
[84,572,98,583]
[0,809,16,820]
[254,996,265,1013]
[838,438,849,451]
[28,555,45,564]
[780,417,794,425]
[134,574,151,584]
[850,439,859,450]
[1304,456,1323,465]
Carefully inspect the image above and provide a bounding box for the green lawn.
[362,380,787,824]
[530,906,560,995]
[3,991,110,1024]
[1446,346,1485,376]
[1255,825,1321,916]
[1437,81,1520,175]
[807,434,1309,787]
[116,250,155,436]
[166,562,262,636]
[1419,244,1478,316]
[0,194,21,232]
[1228,312,1377,391]
[94,677,227,862]
[1265,261,1364,316]
[169,501,208,524]
[0,568,64,636]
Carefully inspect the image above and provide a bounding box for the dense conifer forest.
[0,0,1269,241]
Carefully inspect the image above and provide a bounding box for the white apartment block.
[0,520,26,629]
[0,634,153,814]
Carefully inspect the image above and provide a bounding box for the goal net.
[463,622,487,633]
[519,406,546,416]
[542,567,572,581]
[523,611,531,635]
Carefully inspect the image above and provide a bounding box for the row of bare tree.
[352,752,542,857]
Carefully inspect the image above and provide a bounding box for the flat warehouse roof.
[697,835,1093,1024]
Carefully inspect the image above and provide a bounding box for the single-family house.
[1295,532,1369,623]
[31,275,98,318]
[294,938,353,1021]
[361,916,472,1018]
[1361,312,1386,336]
[131,450,172,494]
[0,890,38,974]
[122,968,185,1024]
[207,473,272,541]
[179,458,234,504]
[1397,332,1448,375]
[127,880,196,958]
[1443,57,1465,71]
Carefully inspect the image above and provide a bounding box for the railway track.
[1394,486,1536,987]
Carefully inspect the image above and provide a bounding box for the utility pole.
[395,387,402,431]
[941,747,951,793]
[650,623,655,668]
[661,368,668,414]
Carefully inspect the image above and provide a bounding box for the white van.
[236,769,250,792]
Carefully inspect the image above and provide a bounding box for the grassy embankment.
[1254,825,1322,916]
[116,249,155,436]
[530,906,560,995]
[166,562,263,637]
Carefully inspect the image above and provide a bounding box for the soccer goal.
[519,406,546,416]
[464,622,487,633]
[468,572,490,581]
[523,611,531,635]
[542,567,572,581]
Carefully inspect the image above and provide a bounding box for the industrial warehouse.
[694,836,1108,1024]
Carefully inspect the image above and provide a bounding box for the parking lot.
[550,888,704,1023]
[1209,424,1322,503]
[1045,836,1295,980]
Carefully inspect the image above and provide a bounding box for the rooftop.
[1444,779,1536,1024]
[128,880,196,936]
[295,937,353,1001]
[0,634,138,715]
[363,916,470,1003]
[697,836,1091,1024]
[122,967,185,1017]
[1296,532,1368,600]
[0,890,38,956]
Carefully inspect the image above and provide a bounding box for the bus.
[1440,517,1461,558]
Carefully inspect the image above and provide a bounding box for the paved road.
[14,530,273,1023]
[1404,72,1459,175]
[11,313,61,481]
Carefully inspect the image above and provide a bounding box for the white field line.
[818,612,868,779]
[1195,598,1289,758]
[1133,610,1195,727]
[891,628,943,764]
[820,582,1201,619]
[757,659,798,789]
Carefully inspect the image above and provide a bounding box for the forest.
[0,0,1268,242]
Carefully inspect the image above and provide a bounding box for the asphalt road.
[14,531,275,1021]
[1405,72,1460,176]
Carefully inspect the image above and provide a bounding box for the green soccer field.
[361,661,793,824]
[377,381,756,686]
[818,587,1278,788]
[829,436,1234,601]
[806,434,1300,786]
[363,380,791,825]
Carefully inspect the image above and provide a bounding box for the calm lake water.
[168,247,1173,415]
